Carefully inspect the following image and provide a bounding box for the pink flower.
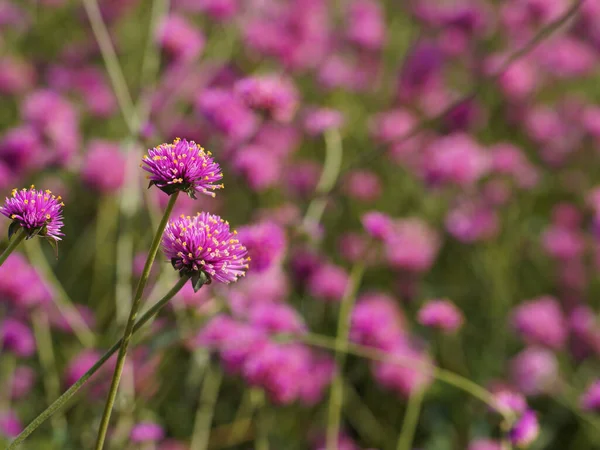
[418,299,464,333]
[511,296,567,350]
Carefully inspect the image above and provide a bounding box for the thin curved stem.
[0,229,25,267]
[190,364,223,450]
[326,263,365,450]
[31,309,67,443]
[396,387,425,450]
[300,333,512,423]
[321,0,583,200]
[7,275,190,450]
[303,129,343,231]
[81,0,137,133]
[94,192,179,450]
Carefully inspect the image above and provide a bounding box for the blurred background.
[1,0,600,449]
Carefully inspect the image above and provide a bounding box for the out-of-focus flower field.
[1,0,600,449]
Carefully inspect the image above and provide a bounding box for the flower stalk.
[7,275,190,449]
[93,191,179,450]
[0,229,25,268]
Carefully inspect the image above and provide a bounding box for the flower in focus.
[580,380,600,412]
[508,410,539,448]
[417,299,464,333]
[0,186,64,240]
[142,138,223,198]
[162,212,249,286]
[130,422,165,443]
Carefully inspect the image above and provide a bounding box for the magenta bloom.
[0,410,22,438]
[130,422,165,443]
[0,318,35,358]
[142,138,223,198]
[308,263,349,302]
[303,108,344,136]
[0,186,64,240]
[418,299,464,333]
[162,212,249,285]
[248,303,306,336]
[234,75,299,122]
[580,380,600,412]
[511,296,567,350]
[236,221,286,272]
[351,292,406,351]
[81,140,125,193]
[508,410,539,448]
[510,347,558,396]
[157,15,205,61]
[362,211,394,239]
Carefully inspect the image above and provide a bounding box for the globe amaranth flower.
[0,185,64,241]
[580,380,600,412]
[508,410,539,448]
[141,138,223,199]
[162,212,249,288]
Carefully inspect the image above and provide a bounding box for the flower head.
[142,138,223,199]
[162,212,249,285]
[508,410,539,448]
[417,299,464,333]
[0,186,64,241]
[580,380,600,412]
[130,422,165,443]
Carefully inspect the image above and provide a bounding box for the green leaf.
[7,221,20,240]
[46,238,59,259]
[190,271,211,292]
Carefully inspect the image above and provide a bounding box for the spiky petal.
[0,186,64,241]
[162,212,249,284]
[141,138,224,198]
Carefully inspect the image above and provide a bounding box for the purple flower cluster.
[193,313,332,405]
[162,212,249,283]
[142,138,224,198]
[0,186,64,240]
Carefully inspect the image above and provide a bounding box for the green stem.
[190,364,223,450]
[0,352,15,412]
[301,333,511,423]
[253,390,270,450]
[81,0,137,132]
[7,275,189,450]
[303,129,343,231]
[94,192,179,450]
[89,195,119,306]
[0,229,25,267]
[31,309,67,442]
[326,263,365,450]
[25,237,96,348]
[396,388,425,450]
